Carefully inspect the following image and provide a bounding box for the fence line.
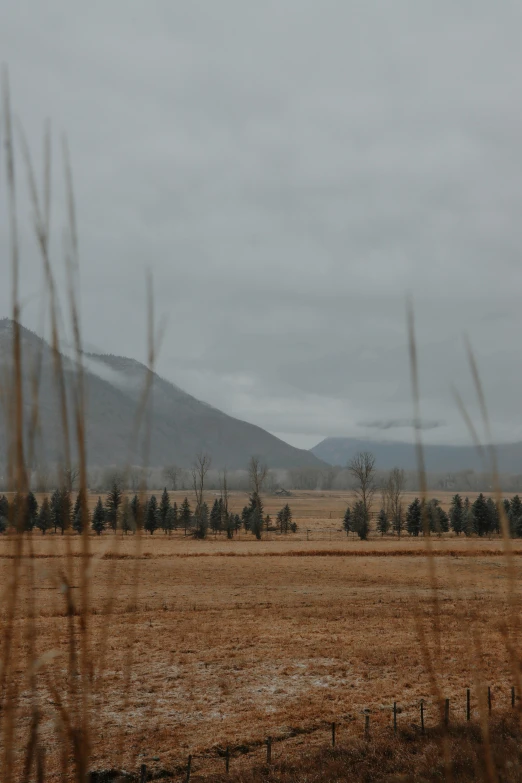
[134,683,519,781]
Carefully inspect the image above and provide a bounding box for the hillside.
[311,436,522,474]
[0,319,323,470]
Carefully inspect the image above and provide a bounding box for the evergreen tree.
[51,489,71,535]
[73,489,88,535]
[342,506,352,536]
[145,496,159,534]
[241,505,251,532]
[249,507,263,540]
[180,497,192,535]
[26,491,38,531]
[159,487,171,533]
[0,494,8,520]
[486,497,499,535]
[463,497,473,536]
[105,480,123,532]
[426,499,448,535]
[224,511,235,539]
[210,498,222,535]
[248,492,264,517]
[92,497,106,535]
[377,507,390,536]
[171,501,178,530]
[392,505,404,537]
[352,500,369,540]
[449,494,464,535]
[234,514,242,533]
[193,501,209,539]
[472,493,489,537]
[120,497,134,534]
[406,498,421,536]
[165,506,177,534]
[36,496,52,535]
[130,494,142,531]
[509,495,522,537]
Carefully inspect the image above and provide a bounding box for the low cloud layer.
[2,3,522,449]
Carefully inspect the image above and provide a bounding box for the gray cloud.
[358,419,446,432]
[2,2,522,449]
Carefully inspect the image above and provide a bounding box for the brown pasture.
[1,490,521,779]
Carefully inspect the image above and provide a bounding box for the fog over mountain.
[0,320,323,470]
[2,4,522,451]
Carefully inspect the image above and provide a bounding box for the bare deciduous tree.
[220,467,229,524]
[162,464,180,491]
[248,456,267,496]
[348,451,376,521]
[192,452,211,512]
[385,467,406,537]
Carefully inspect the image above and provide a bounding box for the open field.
[2,502,522,779]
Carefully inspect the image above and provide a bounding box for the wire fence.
[132,683,519,782]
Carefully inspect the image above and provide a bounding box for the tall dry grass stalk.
[0,68,160,781]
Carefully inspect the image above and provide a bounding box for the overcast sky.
[2,2,522,449]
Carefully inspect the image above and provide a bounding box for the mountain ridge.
[311,436,522,474]
[0,319,324,470]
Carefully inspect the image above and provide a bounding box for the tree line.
[0,484,296,540]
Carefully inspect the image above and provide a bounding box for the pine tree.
[0,494,8,520]
[36,497,52,535]
[426,499,448,535]
[210,498,222,535]
[25,491,38,531]
[73,489,88,535]
[406,498,421,536]
[180,497,192,535]
[486,497,499,535]
[145,496,159,534]
[392,505,404,537]
[241,505,251,532]
[105,480,123,532]
[165,507,177,534]
[159,488,171,533]
[342,506,352,536]
[130,494,142,531]
[377,507,390,536]
[193,501,209,539]
[472,493,489,537]
[463,497,473,536]
[120,497,134,534]
[224,512,235,539]
[248,492,264,518]
[449,494,464,535]
[509,495,522,537]
[352,500,369,540]
[249,507,263,540]
[51,488,71,535]
[92,497,106,535]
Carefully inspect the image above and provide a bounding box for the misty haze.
[1,4,522,782]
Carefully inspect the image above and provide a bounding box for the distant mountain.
[311,436,522,474]
[0,319,323,470]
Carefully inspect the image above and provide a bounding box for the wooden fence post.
[140,763,147,783]
[444,698,450,727]
[393,702,397,734]
[365,713,370,738]
[420,700,425,734]
[225,747,230,774]
[36,746,45,783]
[466,688,470,721]
[512,686,516,708]
[331,722,336,747]
[267,737,272,765]
[488,686,492,715]
[186,754,192,783]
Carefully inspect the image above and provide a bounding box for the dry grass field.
[2,491,522,779]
